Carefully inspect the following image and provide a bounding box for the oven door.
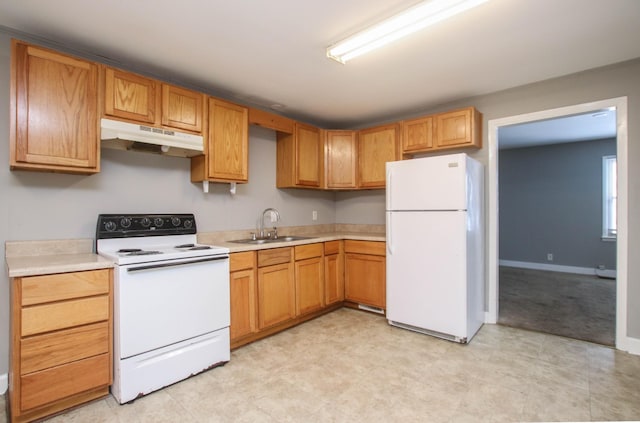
[115,255,230,359]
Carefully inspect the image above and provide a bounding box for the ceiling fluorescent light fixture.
[327,0,489,64]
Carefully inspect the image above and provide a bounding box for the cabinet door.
[325,253,344,305]
[435,107,479,149]
[295,123,322,187]
[345,253,386,309]
[11,41,99,173]
[325,130,357,189]
[161,84,205,133]
[104,67,159,124]
[230,269,257,341]
[402,115,434,154]
[207,98,249,181]
[295,257,324,316]
[257,263,295,329]
[358,123,399,188]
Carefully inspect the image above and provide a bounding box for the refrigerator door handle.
[387,212,393,255]
[387,169,392,207]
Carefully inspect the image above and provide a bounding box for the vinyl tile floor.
[3,308,640,422]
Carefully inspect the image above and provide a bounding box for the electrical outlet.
[270,212,277,223]
[312,210,318,221]
[547,253,553,261]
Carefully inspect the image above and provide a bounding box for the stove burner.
[118,248,142,253]
[125,250,162,256]
[175,243,195,248]
[189,246,212,250]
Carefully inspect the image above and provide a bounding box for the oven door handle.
[127,256,229,272]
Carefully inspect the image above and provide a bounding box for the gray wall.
[337,58,640,342]
[2,28,640,378]
[0,31,336,377]
[498,139,616,269]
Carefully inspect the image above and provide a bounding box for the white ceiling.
[0,0,639,129]
[498,109,617,150]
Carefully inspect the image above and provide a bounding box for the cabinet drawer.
[22,296,109,336]
[294,243,323,261]
[21,322,109,375]
[20,353,110,411]
[21,269,110,306]
[230,251,256,272]
[258,247,292,267]
[344,240,386,256]
[324,241,341,255]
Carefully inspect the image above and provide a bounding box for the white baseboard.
[484,311,496,324]
[0,373,7,394]
[499,260,617,278]
[619,336,640,356]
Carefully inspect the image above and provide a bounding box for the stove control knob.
[154,218,164,227]
[120,217,132,228]
[104,221,117,232]
[141,217,152,228]
[183,219,193,229]
[171,217,181,227]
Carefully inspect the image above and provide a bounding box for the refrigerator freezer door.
[386,153,467,211]
[386,210,467,338]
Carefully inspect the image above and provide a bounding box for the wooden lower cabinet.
[295,244,324,316]
[324,241,344,305]
[10,268,113,423]
[344,240,386,309]
[257,248,295,329]
[229,252,257,343]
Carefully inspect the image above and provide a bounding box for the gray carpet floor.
[498,266,616,346]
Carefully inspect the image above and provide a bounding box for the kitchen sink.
[228,236,314,245]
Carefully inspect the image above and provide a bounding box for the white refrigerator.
[386,153,484,343]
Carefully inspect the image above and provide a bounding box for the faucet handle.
[272,227,278,239]
[250,232,257,241]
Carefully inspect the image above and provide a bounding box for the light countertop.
[5,229,385,277]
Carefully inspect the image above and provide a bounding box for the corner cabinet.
[191,98,249,183]
[277,123,323,188]
[9,269,113,423]
[325,130,357,189]
[10,39,100,174]
[344,240,386,310]
[357,123,400,189]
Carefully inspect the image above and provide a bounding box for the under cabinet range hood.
[100,118,204,158]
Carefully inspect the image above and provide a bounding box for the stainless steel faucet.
[259,208,281,239]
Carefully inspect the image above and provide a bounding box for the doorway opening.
[486,97,629,350]
[496,111,617,345]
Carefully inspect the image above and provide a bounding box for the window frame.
[602,155,617,241]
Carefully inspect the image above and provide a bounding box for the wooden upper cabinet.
[325,130,357,189]
[435,107,481,149]
[357,123,400,189]
[104,68,159,125]
[277,122,322,188]
[402,115,434,154]
[161,84,205,133]
[10,40,100,174]
[103,67,205,134]
[191,98,248,183]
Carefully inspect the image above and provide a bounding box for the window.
[602,155,617,240]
